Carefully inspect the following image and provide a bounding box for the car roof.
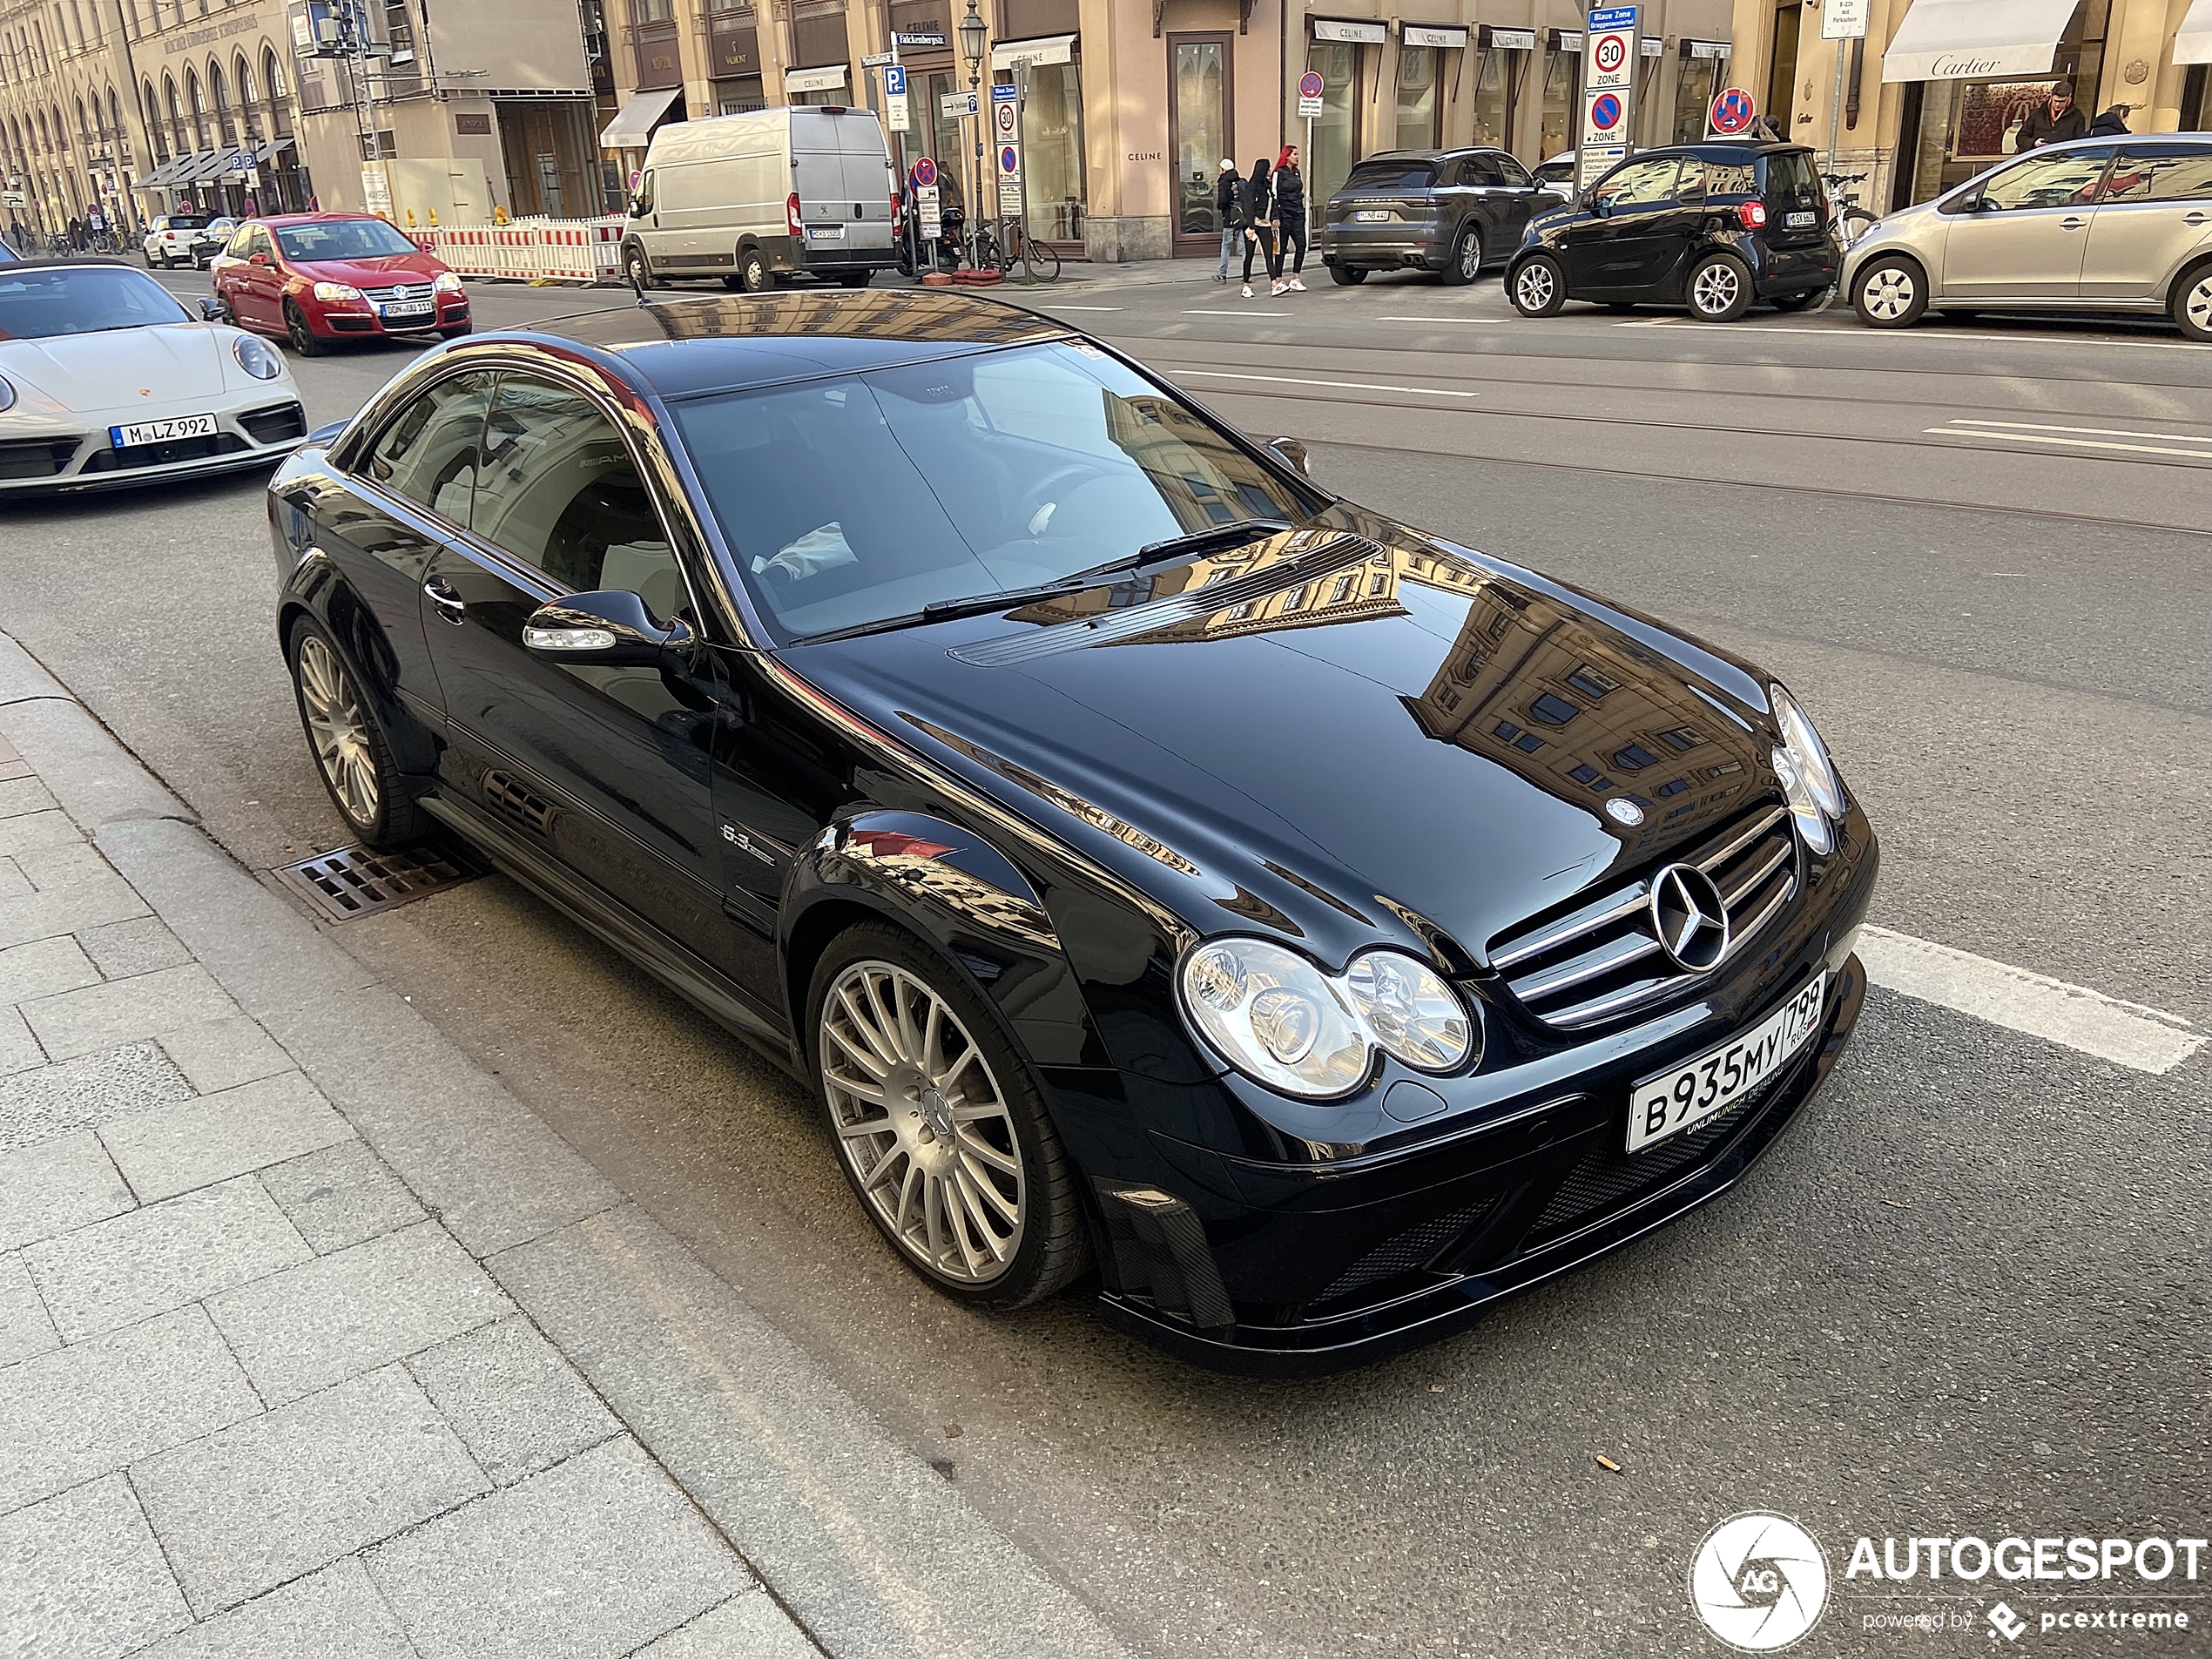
[1635,140,1812,158]
[455,290,1073,401]
[256,212,392,226]
[0,256,146,273]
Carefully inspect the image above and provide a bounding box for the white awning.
[2177,0,2212,64]
[784,64,848,93]
[1880,0,2082,82]
[992,32,1075,68]
[1683,37,1731,59]
[1402,24,1468,49]
[598,85,682,149]
[1312,17,1386,44]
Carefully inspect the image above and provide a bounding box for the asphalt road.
[3,263,2206,1657]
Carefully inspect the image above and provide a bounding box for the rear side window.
[1760,151,1822,211]
[2101,145,2212,203]
[1345,159,1438,192]
[1458,155,1507,186]
[1696,158,1759,199]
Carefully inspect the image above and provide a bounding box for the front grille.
[1530,1070,1791,1243]
[1310,1195,1503,1311]
[79,433,250,473]
[274,843,478,922]
[0,437,79,480]
[238,401,307,446]
[361,282,434,301]
[1488,802,1798,1028]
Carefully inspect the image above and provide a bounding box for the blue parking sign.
[884,64,906,96]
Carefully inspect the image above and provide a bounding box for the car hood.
[780,521,1782,968]
[0,323,250,415]
[285,251,446,287]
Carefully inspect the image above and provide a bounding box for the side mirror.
[1266,436,1311,476]
[196,297,223,321]
[248,252,270,266]
[628,195,647,219]
[523,590,691,665]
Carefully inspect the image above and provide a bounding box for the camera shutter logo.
[1689,1513,1831,1651]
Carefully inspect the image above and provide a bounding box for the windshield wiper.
[1127,517,1292,569]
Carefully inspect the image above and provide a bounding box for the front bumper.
[0,397,307,493]
[312,296,470,340]
[1075,816,1878,1374]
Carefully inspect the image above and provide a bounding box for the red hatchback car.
[212,212,470,356]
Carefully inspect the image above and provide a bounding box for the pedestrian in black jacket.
[1271,144,1308,293]
[2087,105,2130,138]
[1214,158,1240,280]
[2018,82,2089,148]
[1238,158,1278,299]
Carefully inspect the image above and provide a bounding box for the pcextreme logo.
[1689,1512,1832,1651]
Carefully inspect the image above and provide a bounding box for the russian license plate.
[111,413,216,448]
[1784,210,1817,228]
[808,224,845,241]
[1353,208,1391,221]
[379,300,435,320]
[1626,974,1827,1154]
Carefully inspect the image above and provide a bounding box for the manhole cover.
[275,843,480,923]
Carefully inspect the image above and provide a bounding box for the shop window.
[995,58,1085,241]
[716,77,765,114]
[1395,44,1439,151]
[1538,46,1577,160]
[1307,41,1359,206]
[1467,47,1518,152]
[2184,65,2208,132]
[1672,55,1720,144]
[1902,0,2111,205]
[1766,0,1799,132]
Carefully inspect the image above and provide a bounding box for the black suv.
[1320,148,1568,286]
[1504,142,1836,321]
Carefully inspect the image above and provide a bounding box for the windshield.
[274,219,420,261]
[0,265,192,340]
[671,341,1321,642]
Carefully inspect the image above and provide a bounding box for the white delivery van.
[620,106,900,293]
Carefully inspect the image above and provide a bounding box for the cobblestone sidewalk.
[0,738,822,1656]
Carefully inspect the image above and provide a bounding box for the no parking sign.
[1709,86,1757,138]
[1297,70,1325,118]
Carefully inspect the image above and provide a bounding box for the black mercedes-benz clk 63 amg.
[266,290,1877,1372]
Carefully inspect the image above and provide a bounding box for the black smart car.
[1506,141,1838,321]
[267,291,1877,1372]
[1320,148,1566,286]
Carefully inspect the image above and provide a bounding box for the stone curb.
[0,628,1133,1659]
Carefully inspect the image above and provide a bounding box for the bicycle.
[1823,171,1877,250]
[973,217,1060,284]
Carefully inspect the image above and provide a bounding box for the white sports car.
[0,258,307,493]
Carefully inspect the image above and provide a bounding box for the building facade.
[596,0,1735,263]
[1726,0,2212,216]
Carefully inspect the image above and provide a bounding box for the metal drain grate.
[275,843,479,922]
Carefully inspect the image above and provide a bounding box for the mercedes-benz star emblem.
[1649,863,1730,972]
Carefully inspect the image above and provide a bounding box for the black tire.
[440,323,473,340]
[806,921,1088,1311]
[1851,253,1928,328]
[284,300,324,357]
[1440,223,1482,286]
[837,268,873,288]
[1684,252,1753,322]
[1767,288,1823,312]
[2170,259,2212,343]
[286,617,426,848]
[1508,253,1567,317]
[624,244,655,292]
[737,246,773,293]
[1328,262,1366,286]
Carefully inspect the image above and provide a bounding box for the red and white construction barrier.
[415,216,628,285]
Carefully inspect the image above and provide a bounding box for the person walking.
[1238,157,1277,300]
[2018,82,2088,148]
[1214,158,1240,281]
[1271,144,1309,293]
[2088,103,2131,138]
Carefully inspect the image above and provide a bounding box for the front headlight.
[1770,683,1845,855]
[231,334,283,380]
[1180,938,1477,1100]
[433,271,462,293]
[312,281,363,302]
[0,375,14,414]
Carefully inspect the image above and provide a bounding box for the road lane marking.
[1033,304,1125,311]
[1859,926,2203,1075]
[1379,315,1510,325]
[1618,314,2208,350]
[1944,417,2212,448]
[1180,308,1294,317]
[1166,368,1478,397]
[1924,425,2212,461]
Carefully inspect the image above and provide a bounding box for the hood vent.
[948,530,1380,668]
[1487,801,1799,1028]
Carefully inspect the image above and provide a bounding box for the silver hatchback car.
[1843,134,2212,341]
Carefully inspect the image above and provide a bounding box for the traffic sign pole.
[1580,7,1638,192]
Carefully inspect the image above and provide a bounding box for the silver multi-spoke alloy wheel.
[2184,272,2212,338]
[295,634,380,827]
[1860,265,1915,321]
[1458,228,1482,280]
[819,960,1027,1285]
[1691,260,1742,316]
[1514,262,1554,312]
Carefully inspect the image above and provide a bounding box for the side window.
[1977,147,2114,211]
[1675,158,1708,200]
[364,370,497,527]
[470,376,685,624]
[1703,159,1758,199]
[632,170,655,214]
[2102,145,2212,203]
[1594,158,1681,210]
[1460,155,1506,186]
[226,226,254,258]
[1495,154,1534,188]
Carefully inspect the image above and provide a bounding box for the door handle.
[2187,212,2209,227]
[2060,216,2087,231]
[423,576,466,623]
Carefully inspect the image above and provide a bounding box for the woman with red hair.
[1270,143,1309,293]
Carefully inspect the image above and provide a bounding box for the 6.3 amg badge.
[1690,1512,1831,1650]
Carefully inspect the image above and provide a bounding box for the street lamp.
[957,0,985,270]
